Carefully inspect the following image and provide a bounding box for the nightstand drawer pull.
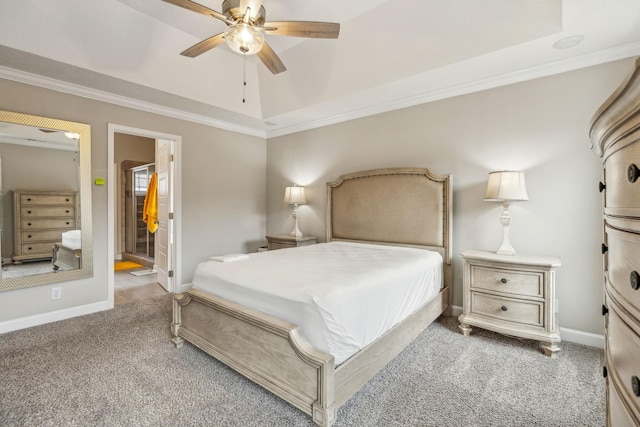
[501,305,508,311]
[500,278,508,284]
[631,271,640,291]
[599,181,606,192]
[602,305,609,316]
[628,163,640,183]
[633,376,640,397]
[602,243,608,254]
[603,366,608,378]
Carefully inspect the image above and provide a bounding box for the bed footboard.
[172,289,337,426]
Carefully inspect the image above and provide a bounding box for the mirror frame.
[0,110,93,291]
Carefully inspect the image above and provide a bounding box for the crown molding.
[266,41,640,138]
[2,41,639,140]
[0,65,266,138]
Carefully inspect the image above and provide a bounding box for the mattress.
[61,229,81,250]
[191,241,443,365]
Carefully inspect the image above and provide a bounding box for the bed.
[171,167,452,426]
[52,229,81,270]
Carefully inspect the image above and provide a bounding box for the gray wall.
[0,78,266,323]
[266,58,636,336]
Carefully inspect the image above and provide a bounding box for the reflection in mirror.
[0,110,92,292]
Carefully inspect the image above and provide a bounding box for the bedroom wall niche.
[0,110,93,291]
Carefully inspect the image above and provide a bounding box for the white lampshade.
[283,186,306,205]
[224,23,265,55]
[484,171,529,202]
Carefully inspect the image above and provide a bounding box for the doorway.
[107,124,181,308]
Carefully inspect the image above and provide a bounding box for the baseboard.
[448,305,604,349]
[559,327,604,349]
[0,300,112,334]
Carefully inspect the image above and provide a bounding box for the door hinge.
[170,154,174,162]
[168,270,174,278]
[169,212,174,220]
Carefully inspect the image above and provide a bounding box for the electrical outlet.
[51,287,62,300]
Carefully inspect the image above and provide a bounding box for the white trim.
[560,327,604,349]
[0,66,265,138]
[0,300,110,334]
[108,124,183,302]
[1,42,639,139]
[266,42,640,138]
[450,305,603,348]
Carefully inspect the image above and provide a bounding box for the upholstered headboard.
[326,167,452,266]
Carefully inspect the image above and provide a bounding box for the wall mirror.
[0,110,93,292]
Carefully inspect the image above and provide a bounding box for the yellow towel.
[143,172,158,234]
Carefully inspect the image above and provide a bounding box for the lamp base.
[289,203,303,238]
[496,200,517,256]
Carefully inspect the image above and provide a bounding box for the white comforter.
[191,241,443,365]
[61,229,81,250]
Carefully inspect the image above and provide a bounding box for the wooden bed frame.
[171,167,452,426]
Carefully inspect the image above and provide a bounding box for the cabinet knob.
[603,366,608,378]
[633,376,640,397]
[27,210,32,214]
[501,306,508,312]
[500,278,508,284]
[602,243,608,254]
[599,181,606,192]
[602,305,609,316]
[629,164,640,183]
[631,271,640,291]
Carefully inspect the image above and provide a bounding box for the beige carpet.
[0,295,605,426]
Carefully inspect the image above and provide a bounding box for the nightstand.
[265,234,317,250]
[458,249,562,357]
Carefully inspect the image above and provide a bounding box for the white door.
[155,139,174,292]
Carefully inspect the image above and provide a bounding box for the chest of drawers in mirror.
[590,57,640,425]
[12,190,78,264]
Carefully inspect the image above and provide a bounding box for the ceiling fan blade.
[162,0,232,24]
[257,42,286,74]
[180,33,226,58]
[263,21,340,38]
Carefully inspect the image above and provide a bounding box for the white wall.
[0,78,266,327]
[266,58,636,337]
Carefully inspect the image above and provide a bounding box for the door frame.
[107,124,182,306]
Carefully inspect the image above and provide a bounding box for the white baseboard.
[0,300,112,334]
[448,305,604,349]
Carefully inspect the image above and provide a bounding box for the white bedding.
[61,229,81,250]
[191,241,443,365]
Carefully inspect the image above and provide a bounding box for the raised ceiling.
[1,0,639,138]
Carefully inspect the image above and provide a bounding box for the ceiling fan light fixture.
[224,23,264,55]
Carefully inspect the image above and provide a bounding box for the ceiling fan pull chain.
[242,52,247,103]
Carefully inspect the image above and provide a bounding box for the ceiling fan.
[162,0,340,74]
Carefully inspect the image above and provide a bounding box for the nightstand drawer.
[470,292,544,327]
[607,304,640,421]
[470,265,543,298]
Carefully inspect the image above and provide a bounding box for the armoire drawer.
[605,225,640,318]
[20,218,76,230]
[20,206,75,218]
[607,304,640,421]
[608,375,639,427]
[20,230,65,242]
[20,242,56,255]
[604,142,640,218]
[20,194,75,205]
[469,265,543,298]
